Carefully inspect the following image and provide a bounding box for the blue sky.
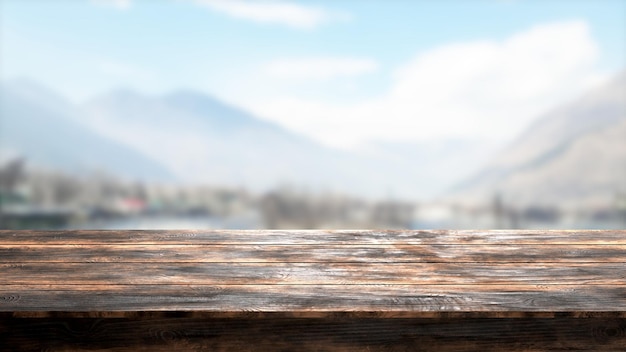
[2,0,625,149]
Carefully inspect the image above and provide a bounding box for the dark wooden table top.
[1,229,625,318]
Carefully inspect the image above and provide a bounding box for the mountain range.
[81,87,391,195]
[0,79,173,181]
[1,72,624,206]
[1,78,492,199]
[447,71,626,209]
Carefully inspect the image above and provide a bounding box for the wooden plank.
[6,309,626,319]
[2,244,626,263]
[2,262,625,285]
[1,317,625,351]
[1,285,626,313]
[2,229,626,245]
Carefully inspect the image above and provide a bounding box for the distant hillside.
[82,89,369,194]
[447,72,626,209]
[83,87,508,200]
[0,79,174,181]
[3,79,555,201]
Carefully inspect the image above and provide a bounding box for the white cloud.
[192,0,348,29]
[246,20,606,150]
[90,0,132,10]
[265,57,378,80]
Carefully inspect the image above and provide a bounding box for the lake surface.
[68,214,262,230]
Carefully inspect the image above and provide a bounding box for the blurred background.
[1,0,625,230]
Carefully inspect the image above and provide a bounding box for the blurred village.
[0,158,415,230]
[2,157,624,230]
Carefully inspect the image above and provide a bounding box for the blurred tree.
[0,158,25,193]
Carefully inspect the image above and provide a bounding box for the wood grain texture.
[1,229,625,244]
[1,284,626,313]
[3,262,626,285]
[1,230,625,351]
[2,244,626,263]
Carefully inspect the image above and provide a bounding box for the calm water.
[67,214,262,230]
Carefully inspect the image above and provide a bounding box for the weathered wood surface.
[3,243,626,262]
[2,284,626,313]
[2,229,625,244]
[1,229,625,351]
